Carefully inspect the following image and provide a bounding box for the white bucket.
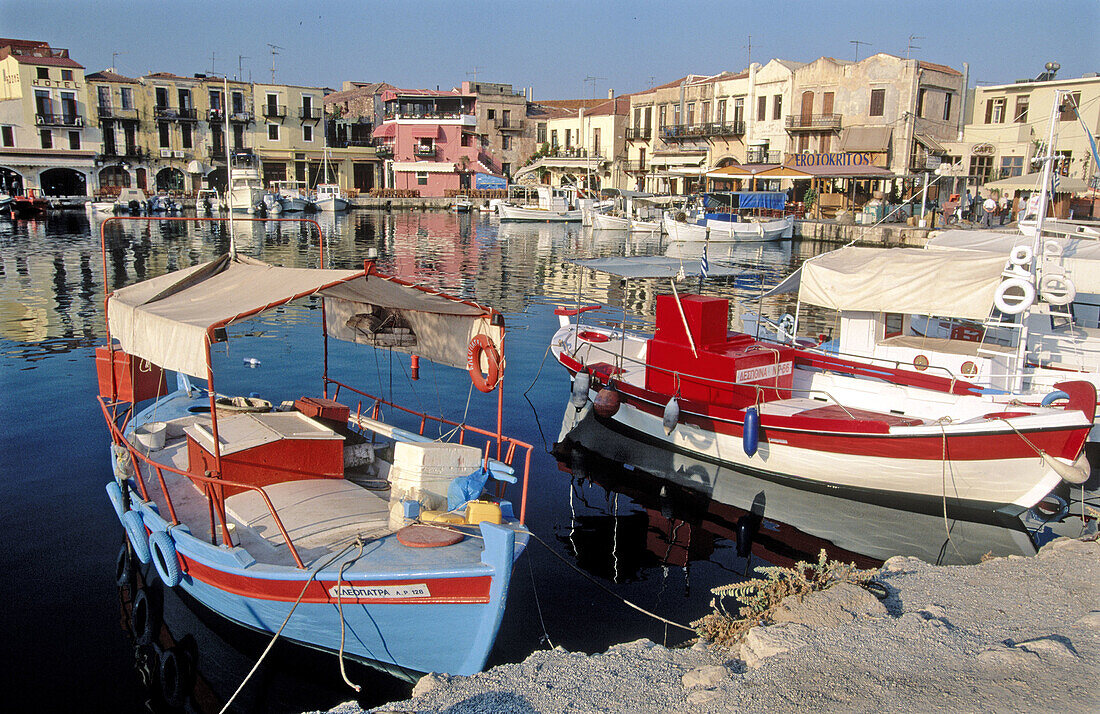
[134,421,167,450]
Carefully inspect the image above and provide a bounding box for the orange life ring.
[467,334,500,393]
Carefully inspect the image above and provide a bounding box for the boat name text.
[737,361,793,383]
[328,584,431,599]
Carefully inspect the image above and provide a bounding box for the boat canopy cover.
[773,246,1008,320]
[981,171,1088,193]
[927,229,1100,294]
[108,255,499,376]
[569,256,744,278]
[703,191,786,210]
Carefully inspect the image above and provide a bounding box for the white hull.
[229,187,263,212]
[664,214,793,243]
[591,212,661,233]
[315,196,350,212]
[499,203,581,222]
[280,197,310,212]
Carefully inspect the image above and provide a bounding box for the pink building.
[373,88,501,196]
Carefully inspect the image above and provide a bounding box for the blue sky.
[3,0,1097,98]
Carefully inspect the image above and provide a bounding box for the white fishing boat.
[663,213,793,243]
[590,192,662,233]
[663,191,794,243]
[229,169,264,213]
[498,185,581,222]
[314,183,350,212]
[452,195,473,212]
[273,180,313,212]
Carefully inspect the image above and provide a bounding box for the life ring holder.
[994,277,1036,315]
[467,334,501,393]
[1039,273,1076,306]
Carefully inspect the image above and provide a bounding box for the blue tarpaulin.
[702,191,786,211]
[475,173,507,190]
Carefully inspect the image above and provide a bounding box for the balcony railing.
[621,160,648,172]
[36,113,84,127]
[494,118,524,131]
[414,145,436,157]
[785,113,842,131]
[376,146,393,159]
[299,107,321,120]
[208,109,254,123]
[262,104,287,118]
[626,127,652,141]
[101,146,146,160]
[660,121,745,140]
[746,149,782,164]
[153,106,197,121]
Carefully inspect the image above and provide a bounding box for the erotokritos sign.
[786,152,875,167]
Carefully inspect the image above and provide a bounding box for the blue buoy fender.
[663,397,680,435]
[149,530,182,587]
[743,406,760,457]
[122,510,152,564]
[106,481,126,521]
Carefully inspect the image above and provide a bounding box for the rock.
[771,583,887,629]
[739,623,811,669]
[686,689,720,705]
[411,672,449,698]
[1076,611,1100,629]
[882,555,923,573]
[1038,537,1098,557]
[977,644,1040,667]
[681,665,729,689]
[1016,636,1078,659]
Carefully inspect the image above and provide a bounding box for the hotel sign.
[786,152,877,167]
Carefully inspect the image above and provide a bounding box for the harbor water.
[0,210,1064,711]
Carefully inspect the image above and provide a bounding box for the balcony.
[621,160,648,172]
[299,107,321,120]
[625,127,652,141]
[660,121,745,141]
[35,113,84,128]
[785,113,842,131]
[100,146,146,161]
[262,104,287,118]
[376,146,393,159]
[746,149,782,164]
[414,145,436,158]
[153,106,197,121]
[208,109,254,124]
[493,118,524,132]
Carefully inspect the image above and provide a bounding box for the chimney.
[608,88,614,99]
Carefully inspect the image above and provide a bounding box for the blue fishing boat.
[97,217,531,679]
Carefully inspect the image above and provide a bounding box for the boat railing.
[326,378,534,524]
[98,395,309,569]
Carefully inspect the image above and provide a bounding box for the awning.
[650,153,706,167]
[761,163,893,179]
[391,161,457,173]
[706,165,754,178]
[372,123,396,139]
[983,172,1088,193]
[927,229,1100,294]
[186,160,209,174]
[837,126,893,153]
[913,133,945,154]
[780,246,1008,320]
[410,126,442,139]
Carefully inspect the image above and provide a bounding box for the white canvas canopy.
[926,229,1100,294]
[777,246,1009,320]
[108,255,500,377]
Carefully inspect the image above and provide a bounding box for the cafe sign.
[971,143,996,156]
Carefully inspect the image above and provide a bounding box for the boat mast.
[1030,89,1062,260]
[224,75,235,259]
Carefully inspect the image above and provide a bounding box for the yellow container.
[464,500,502,525]
[420,510,466,525]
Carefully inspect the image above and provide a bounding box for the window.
[1000,156,1023,178]
[34,89,51,116]
[1059,92,1081,122]
[550,129,558,148]
[565,128,571,147]
[301,95,313,118]
[773,94,782,120]
[181,123,192,149]
[537,122,546,144]
[1,125,13,147]
[985,97,1005,123]
[819,134,830,153]
[268,123,279,140]
[968,155,993,182]
[232,91,244,114]
[884,313,904,339]
[232,124,244,149]
[61,91,77,121]
[687,102,695,125]
[211,125,224,155]
[124,124,137,154]
[487,109,495,120]
[121,87,133,110]
[208,89,221,112]
[68,130,80,149]
[158,122,170,147]
[155,87,169,108]
[757,95,767,121]
[943,92,954,121]
[658,105,666,129]
[37,67,48,80]
[502,135,511,150]
[266,93,279,116]
[501,162,511,177]
[416,172,428,185]
[61,69,73,81]
[303,124,313,142]
[1055,150,1072,176]
[1013,96,1028,123]
[733,97,744,124]
[97,86,111,109]
[634,107,642,127]
[673,104,680,124]
[40,129,52,149]
[715,99,726,123]
[502,110,510,127]
[869,88,885,117]
[178,88,192,110]
[798,134,809,152]
[592,128,599,155]
[916,88,926,118]
[701,101,710,123]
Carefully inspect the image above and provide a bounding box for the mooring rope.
[336,537,366,692]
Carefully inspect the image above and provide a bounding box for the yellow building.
[252,81,332,187]
[0,38,96,196]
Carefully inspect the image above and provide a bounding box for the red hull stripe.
[560,355,1088,461]
[182,556,492,604]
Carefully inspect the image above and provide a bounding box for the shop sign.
[786,152,876,167]
[971,143,995,156]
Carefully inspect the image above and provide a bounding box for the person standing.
[962,189,972,222]
[983,195,997,227]
[998,194,1008,225]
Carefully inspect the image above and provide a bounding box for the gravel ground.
[319,536,1099,714]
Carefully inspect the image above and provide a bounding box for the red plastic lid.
[396,524,465,548]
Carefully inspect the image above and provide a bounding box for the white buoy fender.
[1039,273,1076,306]
[1009,245,1033,266]
[994,277,1036,315]
[571,371,591,409]
[1042,451,1091,485]
[663,397,680,435]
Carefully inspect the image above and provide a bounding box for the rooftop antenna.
[466,66,483,84]
[647,75,657,89]
[208,51,216,75]
[850,39,871,62]
[237,54,249,82]
[905,35,924,60]
[110,51,126,72]
[745,34,752,67]
[267,44,284,83]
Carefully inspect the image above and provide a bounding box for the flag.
[1053,171,1060,194]
[700,243,709,280]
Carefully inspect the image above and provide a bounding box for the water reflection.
[555,403,1041,566]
